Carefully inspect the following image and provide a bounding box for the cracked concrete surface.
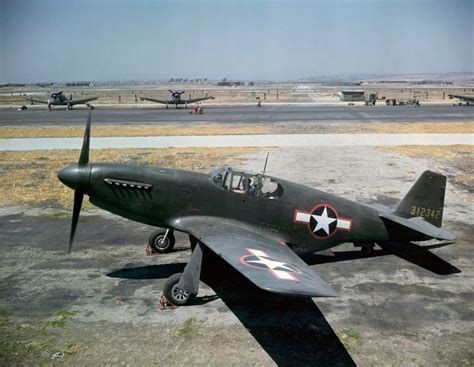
[1,145,473,366]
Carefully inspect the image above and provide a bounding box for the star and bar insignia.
[294,204,352,239]
[240,248,302,282]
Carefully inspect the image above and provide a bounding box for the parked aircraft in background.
[140,90,214,108]
[448,94,474,106]
[25,91,98,110]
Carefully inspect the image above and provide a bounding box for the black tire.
[148,229,175,253]
[163,273,196,306]
[361,247,373,256]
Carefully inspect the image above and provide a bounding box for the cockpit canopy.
[210,167,284,199]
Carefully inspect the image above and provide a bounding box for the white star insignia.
[311,207,336,235]
[246,256,294,272]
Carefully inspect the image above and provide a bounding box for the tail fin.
[395,171,446,227]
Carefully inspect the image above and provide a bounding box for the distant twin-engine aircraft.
[140,90,215,108]
[26,91,98,110]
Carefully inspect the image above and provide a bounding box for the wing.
[70,97,98,105]
[170,216,338,297]
[187,96,215,103]
[24,97,49,104]
[140,97,171,104]
[448,94,474,102]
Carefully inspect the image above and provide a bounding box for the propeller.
[58,110,92,253]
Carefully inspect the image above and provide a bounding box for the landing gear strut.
[162,241,204,306]
[189,235,198,251]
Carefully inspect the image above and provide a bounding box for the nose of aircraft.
[58,164,91,190]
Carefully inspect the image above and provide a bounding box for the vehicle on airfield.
[25,91,98,110]
[385,98,420,107]
[58,112,456,306]
[448,94,474,106]
[140,90,215,109]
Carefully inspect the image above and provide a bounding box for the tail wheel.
[149,229,175,253]
[361,247,373,256]
[163,273,196,306]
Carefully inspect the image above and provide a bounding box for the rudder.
[395,170,446,227]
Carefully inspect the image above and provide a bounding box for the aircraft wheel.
[163,273,196,306]
[361,247,373,256]
[149,229,175,253]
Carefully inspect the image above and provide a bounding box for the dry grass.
[274,122,474,135]
[1,122,472,138]
[0,124,271,138]
[360,122,474,134]
[0,147,259,208]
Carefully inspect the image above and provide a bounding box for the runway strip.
[1,105,473,125]
[1,133,472,151]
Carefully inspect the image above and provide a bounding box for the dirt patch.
[0,148,259,208]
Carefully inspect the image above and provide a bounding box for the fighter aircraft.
[25,91,98,110]
[140,90,215,108]
[58,112,456,306]
[448,94,474,106]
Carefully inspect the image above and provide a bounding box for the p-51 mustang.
[26,91,98,110]
[140,90,215,109]
[58,112,456,305]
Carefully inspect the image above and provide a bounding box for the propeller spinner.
[58,111,92,253]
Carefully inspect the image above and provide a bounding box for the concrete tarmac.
[1,105,473,126]
[1,133,473,151]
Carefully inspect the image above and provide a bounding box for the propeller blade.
[68,189,84,253]
[78,110,92,165]
[168,89,174,94]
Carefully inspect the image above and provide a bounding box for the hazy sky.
[1,0,472,82]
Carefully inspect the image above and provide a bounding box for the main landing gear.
[164,238,203,306]
[163,272,197,306]
[147,229,203,307]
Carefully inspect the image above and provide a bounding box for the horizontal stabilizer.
[381,212,456,241]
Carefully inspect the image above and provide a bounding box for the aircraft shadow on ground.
[105,242,458,365]
[107,263,186,280]
[304,241,461,276]
[107,252,355,366]
[200,258,356,367]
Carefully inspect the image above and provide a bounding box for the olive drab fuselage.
[83,163,420,255]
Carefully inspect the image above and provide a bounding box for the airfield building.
[340,90,365,101]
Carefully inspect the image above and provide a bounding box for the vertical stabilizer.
[395,171,446,227]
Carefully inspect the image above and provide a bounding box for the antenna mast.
[262,152,269,175]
